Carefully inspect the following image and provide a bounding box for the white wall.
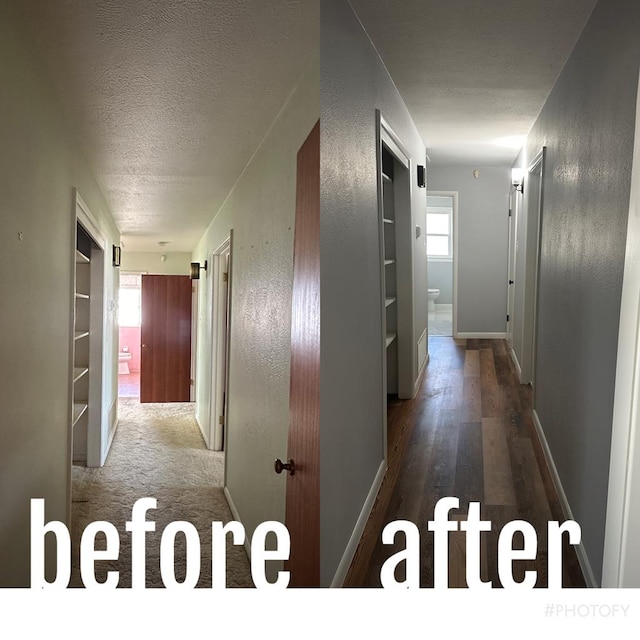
[0,2,120,586]
[427,165,510,335]
[192,58,319,579]
[320,0,428,586]
[120,251,192,276]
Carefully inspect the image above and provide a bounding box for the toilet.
[118,348,132,375]
[428,288,440,313]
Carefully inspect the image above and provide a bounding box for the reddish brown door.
[140,275,192,403]
[284,121,320,586]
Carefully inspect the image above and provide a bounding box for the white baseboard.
[223,486,253,561]
[509,348,522,380]
[330,460,386,587]
[195,414,210,449]
[101,400,119,466]
[455,332,507,340]
[415,352,429,396]
[531,410,598,587]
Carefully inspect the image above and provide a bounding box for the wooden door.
[284,121,320,586]
[140,275,192,403]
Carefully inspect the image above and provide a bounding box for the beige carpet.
[70,399,253,588]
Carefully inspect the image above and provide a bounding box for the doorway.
[117,273,142,399]
[208,236,231,451]
[426,191,457,338]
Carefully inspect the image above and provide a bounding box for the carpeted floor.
[70,399,253,588]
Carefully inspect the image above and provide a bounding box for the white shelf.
[75,331,89,340]
[75,249,90,264]
[386,332,397,347]
[73,367,89,383]
[72,402,88,427]
[385,297,396,307]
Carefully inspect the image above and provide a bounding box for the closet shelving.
[381,150,398,394]
[72,227,92,463]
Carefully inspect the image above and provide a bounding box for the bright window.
[118,274,142,327]
[427,196,453,260]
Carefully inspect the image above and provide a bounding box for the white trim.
[223,486,252,561]
[603,70,640,588]
[455,332,507,340]
[509,348,523,381]
[414,352,429,397]
[531,410,597,587]
[330,460,386,587]
[195,415,209,448]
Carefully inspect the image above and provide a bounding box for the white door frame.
[603,73,640,587]
[426,190,458,339]
[506,191,518,347]
[74,191,107,468]
[208,236,231,451]
[519,148,545,386]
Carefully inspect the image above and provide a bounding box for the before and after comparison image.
[2,0,640,635]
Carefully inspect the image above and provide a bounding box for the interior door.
[140,275,192,403]
[281,121,320,586]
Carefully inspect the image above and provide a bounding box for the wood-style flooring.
[344,336,586,588]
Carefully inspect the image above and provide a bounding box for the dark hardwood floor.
[344,336,586,588]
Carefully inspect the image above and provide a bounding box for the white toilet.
[428,288,440,312]
[118,349,132,375]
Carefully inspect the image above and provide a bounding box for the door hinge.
[190,378,194,385]
[223,272,228,282]
[508,208,512,217]
[219,415,225,425]
[506,314,510,322]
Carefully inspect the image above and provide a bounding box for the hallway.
[346,336,586,587]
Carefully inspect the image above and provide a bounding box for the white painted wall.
[120,251,192,276]
[192,58,319,579]
[0,2,120,586]
[427,165,510,335]
[320,0,428,586]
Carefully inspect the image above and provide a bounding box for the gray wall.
[320,0,427,586]
[520,0,640,584]
[0,2,120,586]
[427,165,510,334]
[428,260,453,304]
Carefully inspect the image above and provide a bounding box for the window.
[426,196,453,260]
[118,273,142,327]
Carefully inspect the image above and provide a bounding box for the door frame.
[426,190,458,339]
[603,72,640,587]
[208,235,231,451]
[73,191,107,468]
[376,111,415,462]
[518,147,546,387]
[506,191,518,347]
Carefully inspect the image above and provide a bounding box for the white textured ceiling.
[350,0,598,165]
[13,0,318,251]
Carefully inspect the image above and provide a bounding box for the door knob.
[142,344,147,348]
[508,280,514,285]
[274,458,295,476]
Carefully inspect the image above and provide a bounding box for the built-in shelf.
[75,292,90,300]
[385,297,396,307]
[75,249,90,264]
[382,172,392,183]
[383,218,394,224]
[384,259,395,266]
[386,332,397,348]
[73,367,89,383]
[75,330,89,341]
[72,402,88,427]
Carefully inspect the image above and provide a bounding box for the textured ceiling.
[350,0,598,165]
[13,0,318,251]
